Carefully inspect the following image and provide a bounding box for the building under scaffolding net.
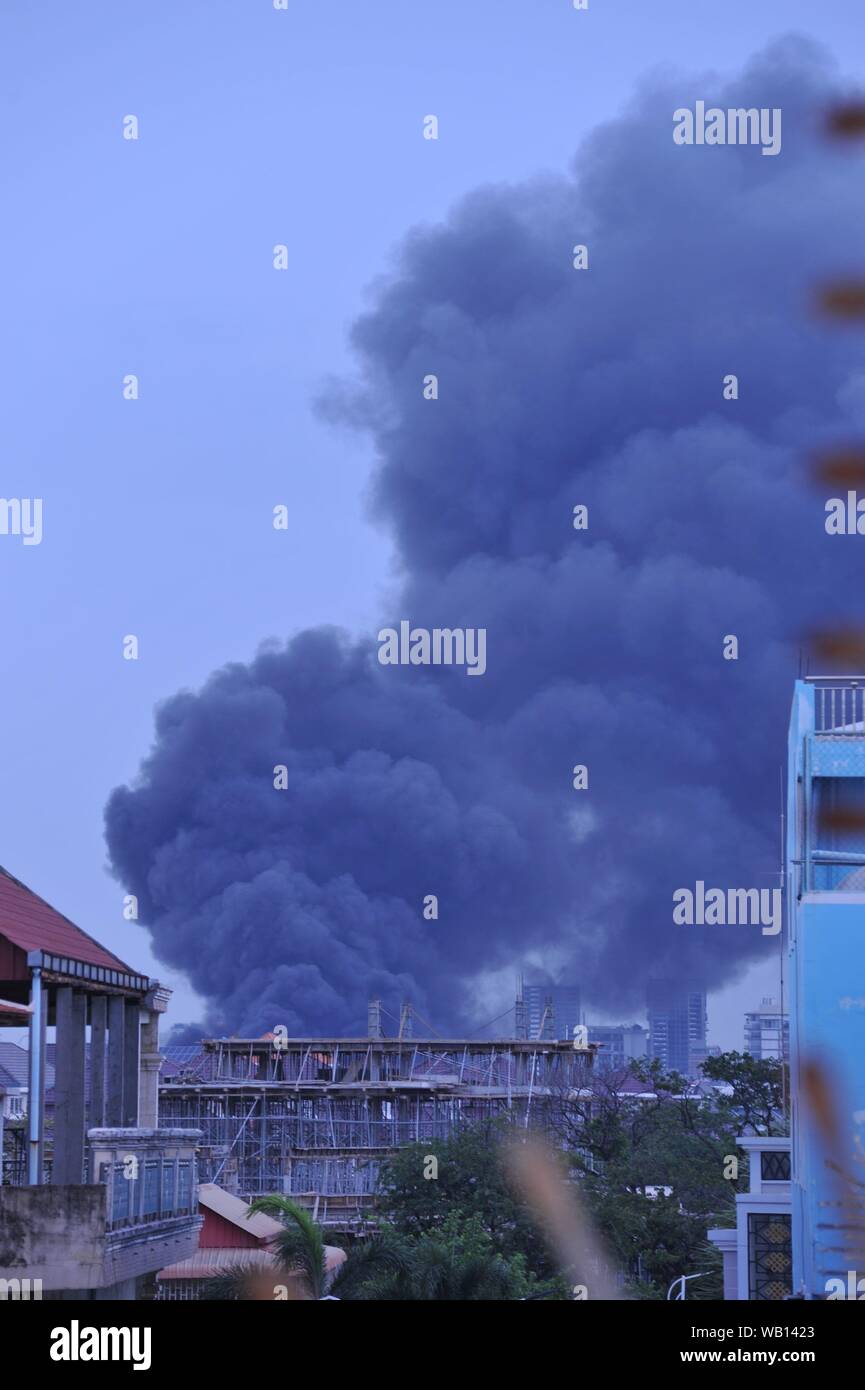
[159,1032,596,1229]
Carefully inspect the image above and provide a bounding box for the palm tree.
[326,1240,519,1301]
[326,1233,411,1300]
[199,1195,408,1301]
[410,1245,516,1300]
[247,1194,328,1300]
[198,1262,276,1301]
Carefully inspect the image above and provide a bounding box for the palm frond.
[197,1264,256,1301]
[247,1194,327,1299]
[328,1238,412,1301]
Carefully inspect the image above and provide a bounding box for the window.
[161,1160,176,1213]
[142,1161,160,1217]
[177,1160,192,1212]
[748,1213,792,1299]
[761,1150,791,1182]
[111,1162,135,1225]
[810,777,865,890]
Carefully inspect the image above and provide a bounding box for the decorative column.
[140,983,171,1128]
[122,999,140,1128]
[106,995,125,1126]
[53,986,87,1183]
[89,995,107,1128]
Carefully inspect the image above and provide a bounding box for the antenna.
[779,764,788,1115]
[514,974,529,1040]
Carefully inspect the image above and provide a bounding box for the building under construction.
[159,1011,595,1229]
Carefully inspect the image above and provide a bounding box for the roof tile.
[0,866,135,973]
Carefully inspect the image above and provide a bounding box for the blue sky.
[2,0,862,1047]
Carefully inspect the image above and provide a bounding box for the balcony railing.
[814,683,865,736]
[89,1128,201,1232]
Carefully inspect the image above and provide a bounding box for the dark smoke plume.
[105,37,865,1037]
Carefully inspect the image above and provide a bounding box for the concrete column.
[89,995,107,1128]
[122,1000,140,1128]
[53,987,87,1184]
[106,996,125,1126]
[26,960,47,1184]
[139,1013,161,1129]
[140,984,170,1129]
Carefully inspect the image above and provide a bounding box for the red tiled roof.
[0,866,136,973]
[156,1245,347,1281]
[157,1248,279,1281]
[198,1184,286,1243]
[0,998,32,1022]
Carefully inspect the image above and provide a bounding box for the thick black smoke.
[106,37,865,1037]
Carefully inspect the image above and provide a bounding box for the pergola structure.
[0,865,159,1183]
[0,865,205,1298]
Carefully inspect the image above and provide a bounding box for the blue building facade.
[787,678,865,1297]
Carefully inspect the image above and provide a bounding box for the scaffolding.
[159,1035,595,1226]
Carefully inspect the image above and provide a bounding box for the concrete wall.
[791,895,865,1294]
[787,682,865,1296]
[0,1185,105,1289]
[0,1182,202,1294]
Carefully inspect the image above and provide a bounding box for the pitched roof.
[0,866,134,973]
[198,1184,286,1242]
[156,1247,279,1280]
[0,997,31,1022]
[156,1244,346,1281]
[0,1040,54,1090]
[0,1041,30,1086]
[0,1062,22,1091]
[160,1044,214,1082]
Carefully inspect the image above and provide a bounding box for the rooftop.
[0,865,134,974]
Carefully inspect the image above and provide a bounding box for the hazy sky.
[2,0,862,1048]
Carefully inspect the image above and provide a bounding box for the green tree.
[699,1051,787,1136]
[332,1214,550,1301]
[377,1120,554,1278]
[545,1054,784,1298]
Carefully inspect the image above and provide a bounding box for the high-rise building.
[647,982,707,1076]
[588,1023,648,1072]
[787,678,865,1297]
[744,997,789,1062]
[515,979,581,1041]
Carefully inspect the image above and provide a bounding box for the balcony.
[813,681,865,737]
[0,871,208,1297]
[0,1129,202,1294]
